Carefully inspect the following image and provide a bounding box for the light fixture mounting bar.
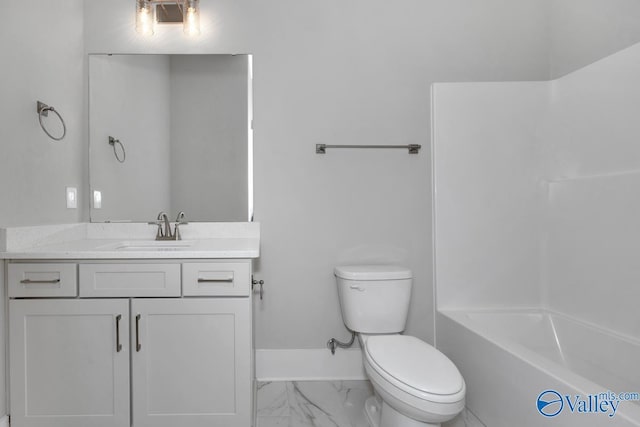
[136,0,200,36]
[156,2,184,23]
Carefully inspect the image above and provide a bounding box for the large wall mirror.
[89,54,253,222]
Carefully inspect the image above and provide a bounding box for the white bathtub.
[437,309,640,427]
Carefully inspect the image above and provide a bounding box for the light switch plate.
[93,190,102,209]
[66,187,77,209]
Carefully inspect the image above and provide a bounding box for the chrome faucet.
[148,211,187,240]
[159,212,173,240]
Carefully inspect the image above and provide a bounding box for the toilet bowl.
[335,265,465,427]
[362,334,465,426]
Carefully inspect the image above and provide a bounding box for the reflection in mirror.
[89,54,252,222]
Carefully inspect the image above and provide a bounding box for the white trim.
[255,348,366,381]
[0,415,9,427]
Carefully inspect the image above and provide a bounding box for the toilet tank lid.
[334,265,412,280]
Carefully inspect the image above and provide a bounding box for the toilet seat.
[364,335,465,404]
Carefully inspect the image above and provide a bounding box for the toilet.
[335,265,465,427]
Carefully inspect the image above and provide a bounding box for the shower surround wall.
[434,41,640,338]
[433,41,640,425]
[544,43,640,338]
[432,82,548,312]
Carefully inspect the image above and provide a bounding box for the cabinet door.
[131,298,251,427]
[9,299,130,427]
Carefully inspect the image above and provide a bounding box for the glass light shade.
[183,0,200,36]
[136,0,155,36]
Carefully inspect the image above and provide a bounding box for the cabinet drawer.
[79,264,181,297]
[8,263,77,298]
[183,262,250,296]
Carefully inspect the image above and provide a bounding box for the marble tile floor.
[256,380,485,427]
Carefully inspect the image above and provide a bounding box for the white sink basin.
[99,241,195,251]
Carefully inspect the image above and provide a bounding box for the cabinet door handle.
[115,314,123,353]
[197,278,234,283]
[20,279,61,284]
[135,314,141,352]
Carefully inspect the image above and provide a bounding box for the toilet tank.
[335,265,412,334]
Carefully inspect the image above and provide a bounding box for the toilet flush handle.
[349,285,365,291]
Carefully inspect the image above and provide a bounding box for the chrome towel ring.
[108,136,126,163]
[36,101,66,141]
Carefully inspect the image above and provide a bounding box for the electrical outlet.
[66,187,77,209]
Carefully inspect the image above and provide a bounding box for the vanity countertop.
[1,238,260,259]
[0,223,260,259]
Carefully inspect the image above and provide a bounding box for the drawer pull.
[183,263,249,296]
[115,315,123,353]
[135,314,142,352]
[20,279,61,284]
[197,277,234,283]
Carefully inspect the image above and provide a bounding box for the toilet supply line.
[327,331,356,355]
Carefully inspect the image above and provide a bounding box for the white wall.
[89,55,172,221]
[84,0,551,350]
[0,0,85,226]
[0,2,83,416]
[169,55,248,221]
[432,82,549,310]
[549,0,640,78]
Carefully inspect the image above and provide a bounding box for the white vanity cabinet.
[131,298,251,427]
[7,260,253,427]
[9,299,130,427]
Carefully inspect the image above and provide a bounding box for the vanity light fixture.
[183,0,201,36]
[136,0,200,37]
[135,0,155,36]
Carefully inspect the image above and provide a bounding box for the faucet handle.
[175,211,188,224]
[147,220,164,238]
[173,212,187,241]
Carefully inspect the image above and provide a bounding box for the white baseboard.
[0,415,8,427]
[255,348,366,381]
